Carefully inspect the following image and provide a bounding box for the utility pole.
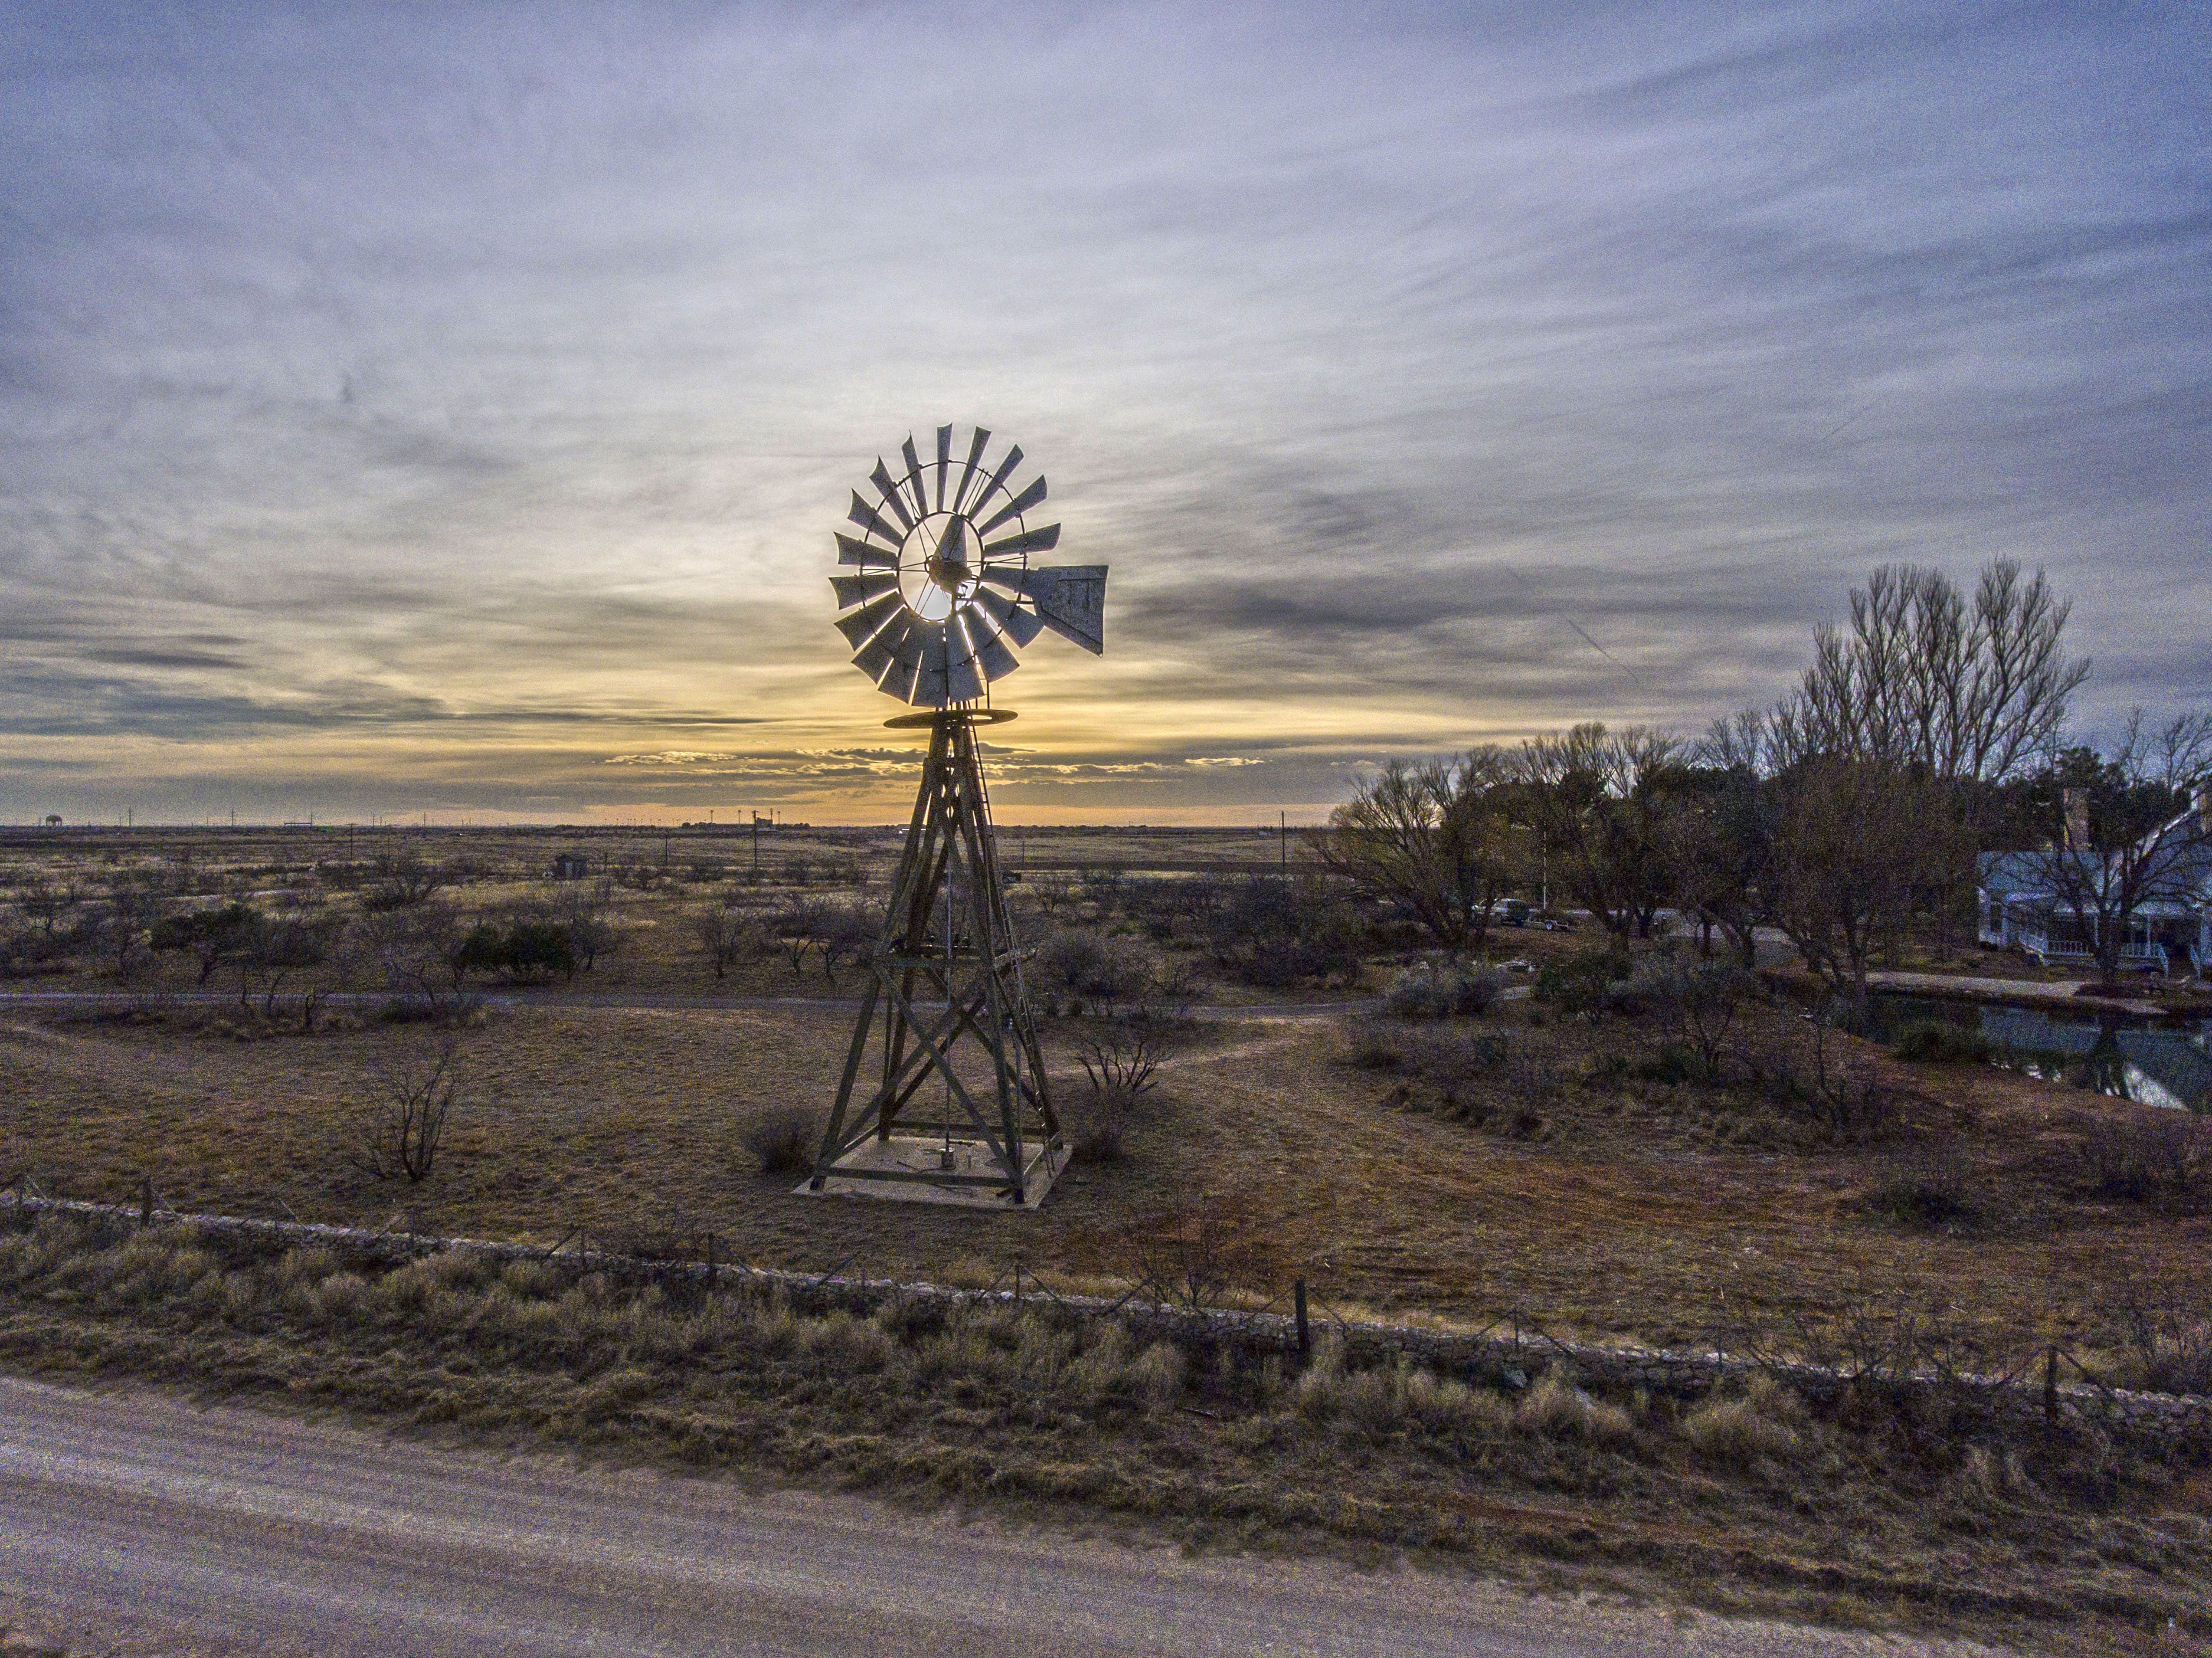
[1279,810,1286,874]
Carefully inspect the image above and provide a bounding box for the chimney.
[2197,783,2212,840]
[2063,787,2089,852]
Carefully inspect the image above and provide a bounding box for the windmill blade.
[961,603,1022,682]
[981,522,1060,560]
[971,582,1045,647]
[908,619,951,708]
[951,427,991,514]
[851,610,915,682]
[936,513,970,568]
[968,444,1023,519]
[1021,564,1108,654]
[899,437,930,522]
[945,646,985,706]
[836,533,896,568]
[934,425,951,510]
[975,474,1047,537]
[877,649,919,702]
[867,460,914,532]
[830,571,898,610]
[833,590,904,649]
[847,491,903,547]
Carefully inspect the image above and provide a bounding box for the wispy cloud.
[1,2,2203,821]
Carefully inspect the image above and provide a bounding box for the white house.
[1977,794,2212,976]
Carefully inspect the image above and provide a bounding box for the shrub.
[1032,928,1155,1005]
[1346,1026,1407,1070]
[2073,1110,2210,1206]
[2107,1288,2212,1395]
[1064,1088,1132,1165]
[742,1105,817,1175]
[1866,1141,1978,1227]
[1680,1378,1806,1469]
[1513,1367,1633,1445]
[1891,1018,1994,1064]
[1533,948,1630,1015]
[350,1037,466,1183]
[1383,960,1506,1019]
[1201,875,1365,989]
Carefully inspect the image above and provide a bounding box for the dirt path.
[0,1374,1985,1658]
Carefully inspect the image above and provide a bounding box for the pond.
[1862,993,2212,1113]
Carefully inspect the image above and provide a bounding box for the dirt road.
[0,1375,1963,1658]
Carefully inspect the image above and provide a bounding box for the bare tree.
[95,872,170,980]
[818,901,877,982]
[351,1036,466,1183]
[689,904,760,980]
[362,855,448,912]
[1321,749,1522,954]
[14,878,82,946]
[1512,723,1685,939]
[771,897,831,976]
[1760,757,1926,1002]
[239,913,341,1021]
[1773,560,2088,782]
[353,902,466,1016]
[2013,711,2212,985]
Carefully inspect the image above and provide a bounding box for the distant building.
[1978,790,2212,975]
[550,852,591,881]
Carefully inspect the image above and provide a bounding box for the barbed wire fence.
[4,1165,2209,1452]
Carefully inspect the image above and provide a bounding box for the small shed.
[550,852,591,881]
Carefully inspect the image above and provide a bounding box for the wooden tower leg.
[805,709,1064,1206]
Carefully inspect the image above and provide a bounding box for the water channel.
[1863,992,2212,1113]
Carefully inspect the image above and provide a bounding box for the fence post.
[2044,1345,2059,1429]
[138,1178,154,1230]
[1294,1277,1310,1358]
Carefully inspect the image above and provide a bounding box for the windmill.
[806,425,1106,1206]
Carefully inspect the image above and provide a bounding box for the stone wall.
[7,1193,2207,1449]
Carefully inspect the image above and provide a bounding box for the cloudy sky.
[3,2,2205,825]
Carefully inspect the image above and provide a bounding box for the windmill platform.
[801,1134,1065,1209]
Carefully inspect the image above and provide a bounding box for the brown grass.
[1,1209,2207,1651]
[3,993,2208,1366]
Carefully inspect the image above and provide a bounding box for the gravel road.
[0,1375,1960,1658]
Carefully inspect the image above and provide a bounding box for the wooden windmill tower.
[807,426,1106,1206]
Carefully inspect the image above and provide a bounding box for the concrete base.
[798,1135,1066,1209]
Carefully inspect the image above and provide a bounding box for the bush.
[1533,948,1630,1014]
[742,1105,817,1175]
[1383,960,1506,1019]
[1032,928,1155,1006]
[2073,1110,2210,1206]
[1866,1141,1978,1227]
[1065,1090,1132,1165]
[1513,1367,1633,1445]
[1680,1377,1806,1469]
[1201,875,1365,989]
[350,1037,466,1183]
[1891,1018,1994,1064]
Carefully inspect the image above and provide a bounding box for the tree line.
[1323,560,2212,996]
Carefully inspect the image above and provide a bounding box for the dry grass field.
[6,825,2211,1646]
[4,989,2204,1370]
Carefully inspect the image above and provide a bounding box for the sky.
[2,1,2206,826]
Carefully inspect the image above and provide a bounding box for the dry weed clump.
[1679,1375,1809,1470]
[740,1105,817,1175]
[1512,1367,1635,1446]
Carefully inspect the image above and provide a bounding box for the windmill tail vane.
[831,424,1106,707]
